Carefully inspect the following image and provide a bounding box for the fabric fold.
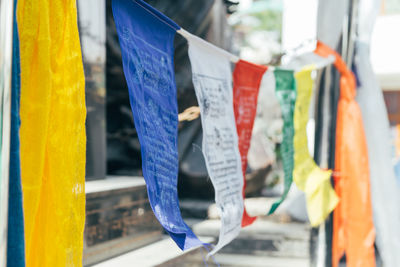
[7,0,25,265]
[355,0,400,266]
[268,69,296,214]
[17,0,87,265]
[293,66,338,226]
[315,41,376,267]
[112,0,203,251]
[232,60,267,227]
[185,32,244,255]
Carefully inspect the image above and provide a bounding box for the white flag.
[184,31,244,255]
[356,0,400,265]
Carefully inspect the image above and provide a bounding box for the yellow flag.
[18,0,86,266]
[293,66,338,226]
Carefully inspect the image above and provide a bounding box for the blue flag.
[7,0,26,266]
[112,0,203,250]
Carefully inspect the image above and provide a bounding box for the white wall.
[371,14,400,90]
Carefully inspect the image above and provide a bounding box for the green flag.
[268,69,296,214]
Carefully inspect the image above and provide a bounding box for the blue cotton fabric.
[7,0,26,266]
[112,0,203,250]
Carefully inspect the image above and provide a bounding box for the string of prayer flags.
[4,0,388,262]
[268,69,296,214]
[293,66,338,226]
[232,60,267,227]
[17,0,87,265]
[112,0,203,250]
[315,41,376,267]
[185,31,244,255]
[7,0,25,265]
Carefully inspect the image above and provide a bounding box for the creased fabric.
[186,32,244,255]
[112,0,203,250]
[17,0,86,265]
[355,0,400,265]
[268,69,296,214]
[7,0,25,265]
[233,60,267,227]
[247,70,281,171]
[293,66,338,226]
[315,41,376,267]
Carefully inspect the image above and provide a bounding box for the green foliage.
[252,10,282,33]
[385,0,400,14]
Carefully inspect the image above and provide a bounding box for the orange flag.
[315,41,375,267]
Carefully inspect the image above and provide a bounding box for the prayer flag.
[293,66,338,226]
[268,69,296,214]
[18,0,87,265]
[112,0,203,250]
[355,0,400,265]
[315,40,376,267]
[185,31,244,255]
[7,0,25,265]
[232,60,267,227]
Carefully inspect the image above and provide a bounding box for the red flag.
[315,41,376,267]
[233,60,267,227]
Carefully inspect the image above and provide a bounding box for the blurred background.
[77,0,400,266]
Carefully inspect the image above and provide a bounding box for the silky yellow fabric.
[17,0,86,266]
[293,66,338,226]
